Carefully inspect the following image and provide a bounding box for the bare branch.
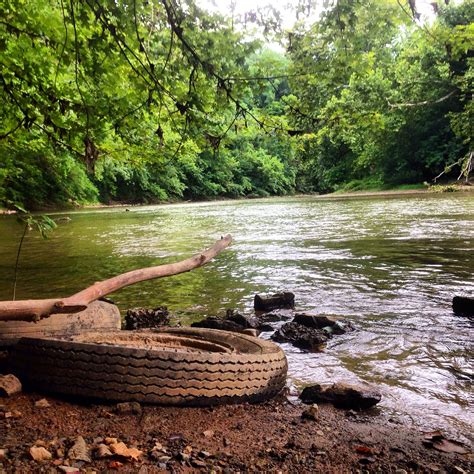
[0,235,232,322]
[388,90,457,108]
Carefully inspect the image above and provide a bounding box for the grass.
[334,178,428,194]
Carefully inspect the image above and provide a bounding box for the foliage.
[0,0,472,209]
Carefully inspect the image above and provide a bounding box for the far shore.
[1,185,473,215]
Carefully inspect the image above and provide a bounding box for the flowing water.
[0,193,473,440]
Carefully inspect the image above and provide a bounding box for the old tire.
[10,328,288,406]
[0,301,121,348]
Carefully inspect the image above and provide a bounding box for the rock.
[301,404,319,420]
[453,296,474,316]
[124,306,170,330]
[104,437,119,445]
[0,448,7,461]
[293,313,353,334]
[58,467,81,473]
[242,329,259,337]
[178,452,191,462]
[203,429,214,438]
[0,374,22,396]
[34,398,51,408]
[191,316,245,333]
[109,441,142,460]
[68,436,91,463]
[29,446,52,461]
[254,292,295,311]
[271,322,329,350]
[300,383,382,409]
[115,402,142,415]
[225,310,259,329]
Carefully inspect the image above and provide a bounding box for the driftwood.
[0,234,232,322]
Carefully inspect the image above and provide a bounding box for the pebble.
[29,446,52,461]
[58,467,81,473]
[115,401,142,415]
[34,399,51,408]
[301,404,319,420]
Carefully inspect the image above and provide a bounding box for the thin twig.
[12,223,28,301]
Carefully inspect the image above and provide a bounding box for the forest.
[0,0,472,210]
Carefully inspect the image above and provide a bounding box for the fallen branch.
[0,234,232,322]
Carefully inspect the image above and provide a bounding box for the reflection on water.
[0,193,473,440]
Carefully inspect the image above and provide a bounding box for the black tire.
[10,328,288,406]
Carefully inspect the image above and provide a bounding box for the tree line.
[0,0,472,209]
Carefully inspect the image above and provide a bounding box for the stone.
[254,292,295,311]
[109,441,142,460]
[0,374,22,396]
[59,467,81,473]
[0,448,7,461]
[34,398,51,408]
[271,322,329,350]
[29,446,52,461]
[124,306,170,330]
[115,402,142,415]
[453,296,474,316]
[225,310,259,329]
[293,313,353,334]
[242,329,259,337]
[192,317,245,333]
[68,436,91,463]
[300,383,382,410]
[301,404,319,420]
[203,429,214,438]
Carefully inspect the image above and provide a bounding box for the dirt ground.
[1,390,472,473]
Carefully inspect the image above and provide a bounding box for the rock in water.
[300,383,382,410]
[225,310,259,329]
[271,322,328,350]
[293,313,353,334]
[191,316,245,333]
[254,292,295,311]
[0,374,22,396]
[452,296,474,317]
[124,306,170,330]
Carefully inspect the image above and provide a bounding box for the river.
[0,193,473,441]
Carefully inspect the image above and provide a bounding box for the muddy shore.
[1,391,472,473]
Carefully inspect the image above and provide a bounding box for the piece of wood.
[0,235,232,322]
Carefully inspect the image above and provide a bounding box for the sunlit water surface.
[0,194,473,441]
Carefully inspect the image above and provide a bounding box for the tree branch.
[388,90,457,108]
[0,235,232,322]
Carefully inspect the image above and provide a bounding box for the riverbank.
[1,391,472,473]
[1,183,473,215]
